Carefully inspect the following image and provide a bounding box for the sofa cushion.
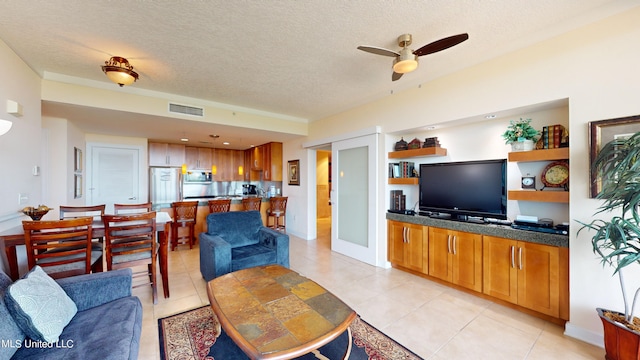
[207,211,263,248]
[13,295,143,359]
[231,244,277,272]
[4,266,77,343]
[0,270,24,359]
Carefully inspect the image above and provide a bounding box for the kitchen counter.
[154,197,272,238]
[386,212,569,248]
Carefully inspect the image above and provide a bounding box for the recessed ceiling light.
[425,126,436,130]
[485,114,497,119]
[223,142,230,145]
[180,138,189,142]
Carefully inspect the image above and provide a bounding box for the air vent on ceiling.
[168,103,204,117]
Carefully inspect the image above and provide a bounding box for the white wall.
[301,6,640,346]
[0,40,42,229]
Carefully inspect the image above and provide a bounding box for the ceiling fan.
[357,33,469,81]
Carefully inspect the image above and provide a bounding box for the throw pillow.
[4,266,78,343]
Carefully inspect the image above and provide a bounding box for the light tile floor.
[135,219,604,359]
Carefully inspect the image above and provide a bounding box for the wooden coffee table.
[207,265,356,360]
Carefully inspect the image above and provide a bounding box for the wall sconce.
[181,164,187,175]
[0,100,22,136]
[0,119,12,136]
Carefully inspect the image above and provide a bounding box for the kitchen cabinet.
[262,142,283,181]
[149,142,185,167]
[483,235,569,319]
[428,227,482,292]
[244,149,252,181]
[185,147,212,170]
[250,146,263,170]
[387,220,428,274]
[211,149,244,181]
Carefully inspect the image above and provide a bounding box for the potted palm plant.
[578,131,640,360]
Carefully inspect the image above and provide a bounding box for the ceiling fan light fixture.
[393,49,418,74]
[102,56,139,87]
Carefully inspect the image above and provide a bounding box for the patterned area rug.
[159,306,423,360]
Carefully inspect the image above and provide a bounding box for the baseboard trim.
[564,322,604,348]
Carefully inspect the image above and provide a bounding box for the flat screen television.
[419,159,507,221]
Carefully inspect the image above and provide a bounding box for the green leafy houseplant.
[578,131,640,329]
[502,118,540,144]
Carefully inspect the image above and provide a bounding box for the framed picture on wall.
[589,114,640,197]
[74,174,82,199]
[288,159,300,186]
[74,147,82,173]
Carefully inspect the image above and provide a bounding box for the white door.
[89,146,140,212]
[331,133,378,265]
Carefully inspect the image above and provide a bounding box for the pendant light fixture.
[101,56,139,87]
[210,134,219,176]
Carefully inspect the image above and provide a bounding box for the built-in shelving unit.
[388,147,447,159]
[508,147,569,203]
[388,147,447,184]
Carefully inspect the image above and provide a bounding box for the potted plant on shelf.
[502,118,540,151]
[578,131,640,360]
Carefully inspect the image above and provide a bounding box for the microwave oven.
[184,171,212,183]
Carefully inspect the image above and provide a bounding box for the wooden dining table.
[0,211,173,299]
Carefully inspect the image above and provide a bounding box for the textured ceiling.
[0,0,635,147]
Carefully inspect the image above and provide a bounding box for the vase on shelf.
[511,139,534,152]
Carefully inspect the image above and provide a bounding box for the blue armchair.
[199,210,289,281]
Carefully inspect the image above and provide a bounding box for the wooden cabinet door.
[387,221,406,265]
[149,142,168,166]
[251,146,263,170]
[428,227,452,282]
[483,236,518,304]
[262,142,283,181]
[198,148,212,170]
[451,231,483,292]
[185,147,199,170]
[166,144,185,167]
[213,149,232,181]
[233,150,244,181]
[517,241,565,318]
[404,223,427,273]
[244,149,252,181]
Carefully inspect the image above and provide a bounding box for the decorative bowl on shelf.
[21,205,52,220]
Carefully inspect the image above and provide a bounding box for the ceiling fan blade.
[357,45,400,57]
[392,72,403,81]
[413,33,469,57]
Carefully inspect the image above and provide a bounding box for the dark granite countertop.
[386,213,569,248]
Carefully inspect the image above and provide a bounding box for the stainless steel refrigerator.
[150,167,182,204]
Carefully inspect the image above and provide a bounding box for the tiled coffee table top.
[207,265,356,359]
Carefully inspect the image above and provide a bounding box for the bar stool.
[241,197,262,211]
[170,201,198,250]
[267,196,288,232]
[208,199,231,213]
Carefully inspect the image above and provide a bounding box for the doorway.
[86,143,146,213]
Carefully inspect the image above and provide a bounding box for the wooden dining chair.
[208,199,231,214]
[102,211,158,304]
[60,204,106,243]
[241,197,262,212]
[170,201,199,250]
[22,217,103,279]
[59,204,106,219]
[114,202,153,214]
[267,196,288,232]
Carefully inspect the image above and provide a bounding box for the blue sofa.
[0,268,142,359]
[199,210,289,281]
